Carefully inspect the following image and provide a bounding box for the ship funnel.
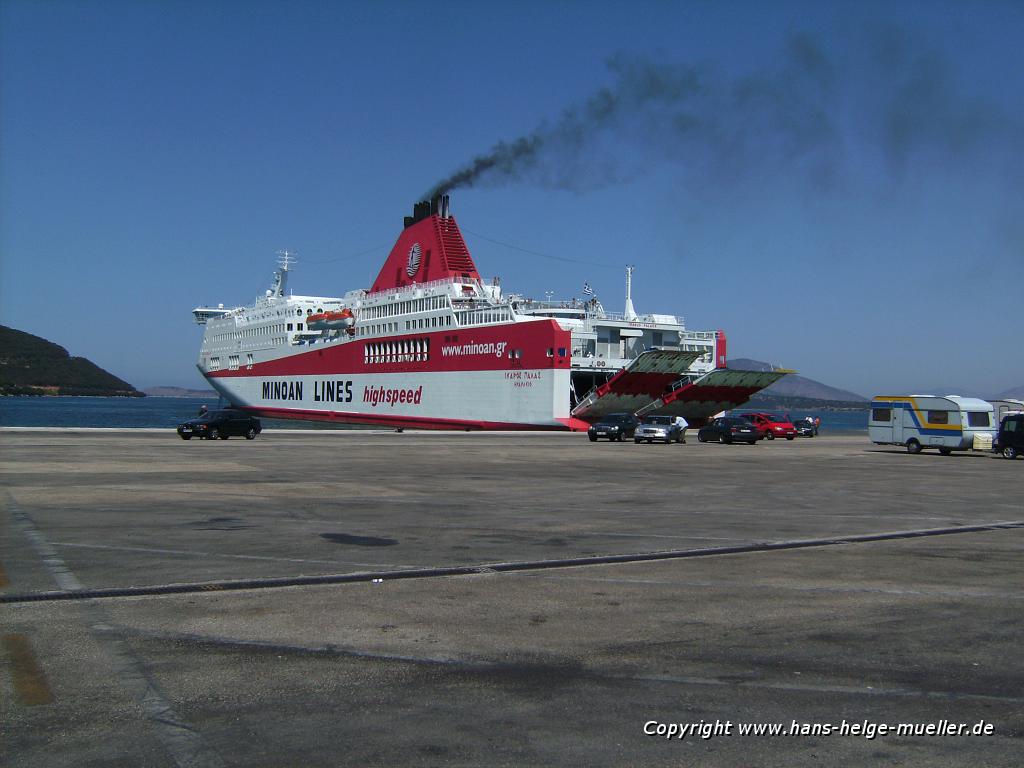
[404,194,451,228]
[376,194,479,292]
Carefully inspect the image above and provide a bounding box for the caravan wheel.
[906,439,922,454]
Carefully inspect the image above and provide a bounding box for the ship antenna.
[272,250,296,297]
[624,265,638,320]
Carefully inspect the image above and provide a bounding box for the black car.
[587,413,640,442]
[993,413,1024,459]
[793,419,817,437]
[697,416,759,444]
[177,409,262,440]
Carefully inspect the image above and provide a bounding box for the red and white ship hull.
[206,321,581,430]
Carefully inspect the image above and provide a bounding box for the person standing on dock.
[674,415,689,443]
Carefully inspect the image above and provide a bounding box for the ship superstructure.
[509,267,724,413]
[192,196,787,429]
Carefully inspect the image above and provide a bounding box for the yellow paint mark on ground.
[2,634,55,706]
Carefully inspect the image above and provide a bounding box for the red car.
[737,412,797,440]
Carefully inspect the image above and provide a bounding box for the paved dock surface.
[2,430,1021,766]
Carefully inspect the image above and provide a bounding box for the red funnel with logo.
[370,195,480,294]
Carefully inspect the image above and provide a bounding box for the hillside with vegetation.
[0,326,142,397]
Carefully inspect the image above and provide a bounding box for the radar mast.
[271,250,296,297]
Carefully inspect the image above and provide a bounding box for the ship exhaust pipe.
[405,194,451,228]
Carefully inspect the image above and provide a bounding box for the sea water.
[0,396,870,433]
[0,396,353,430]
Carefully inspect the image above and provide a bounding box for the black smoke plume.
[425,28,1022,199]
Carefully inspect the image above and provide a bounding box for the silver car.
[634,415,685,444]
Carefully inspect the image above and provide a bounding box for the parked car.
[177,409,262,440]
[587,413,640,442]
[793,419,817,437]
[993,412,1024,459]
[697,417,760,445]
[634,414,685,444]
[737,412,797,440]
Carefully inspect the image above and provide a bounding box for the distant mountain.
[0,325,142,397]
[726,357,1022,402]
[992,385,1024,400]
[727,358,868,402]
[144,386,218,398]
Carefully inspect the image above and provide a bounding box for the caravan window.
[967,412,991,427]
[872,408,892,422]
[927,410,949,424]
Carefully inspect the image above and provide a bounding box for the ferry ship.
[192,196,788,429]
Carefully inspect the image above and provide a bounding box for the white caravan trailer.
[869,395,996,454]
[989,399,1024,426]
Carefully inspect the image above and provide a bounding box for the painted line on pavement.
[4,490,225,768]
[2,520,1021,605]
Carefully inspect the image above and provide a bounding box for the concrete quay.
[1,430,1021,766]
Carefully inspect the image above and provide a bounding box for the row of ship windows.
[359,315,453,337]
[405,315,448,331]
[210,323,307,344]
[364,296,448,320]
[208,354,253,372]
[454,308,512,325]
[365,338,430,364]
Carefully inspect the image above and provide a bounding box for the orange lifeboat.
[307,308,355,334]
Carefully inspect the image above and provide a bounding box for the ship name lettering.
[313,380,354,403]
[262,380,303,401]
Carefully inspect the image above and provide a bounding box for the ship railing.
[597,311,684,325]
[371,276,479,299]
[665,374,705,393]
[514,300,684,326]
[514,298,592,311]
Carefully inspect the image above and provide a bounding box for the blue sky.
[2,0,1021,396]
